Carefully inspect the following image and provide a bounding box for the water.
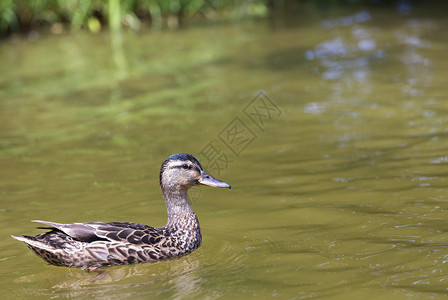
[2,4,448,299]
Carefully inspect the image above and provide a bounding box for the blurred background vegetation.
[2,0,438,38]
[0,0,269,37]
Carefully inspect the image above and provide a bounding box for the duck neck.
[162,188,197,228]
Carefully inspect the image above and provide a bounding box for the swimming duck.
[11,153,231,270]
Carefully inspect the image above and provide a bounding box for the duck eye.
[182,164,189,170]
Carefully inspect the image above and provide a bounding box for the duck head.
[159,153,231,192]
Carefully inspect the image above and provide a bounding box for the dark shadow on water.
[259,47,310,71]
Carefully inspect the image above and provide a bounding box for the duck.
[11,153,231,271]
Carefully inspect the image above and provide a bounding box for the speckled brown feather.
[15,216,201,270]
[12,153,230,271]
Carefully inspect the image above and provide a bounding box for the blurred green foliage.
[2,0,442,38]
[0,0,269,37]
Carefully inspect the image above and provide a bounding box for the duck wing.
[33,220,162,245]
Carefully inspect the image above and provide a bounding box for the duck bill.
[198,172,231,189]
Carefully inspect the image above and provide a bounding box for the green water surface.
[2,5,448,299]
